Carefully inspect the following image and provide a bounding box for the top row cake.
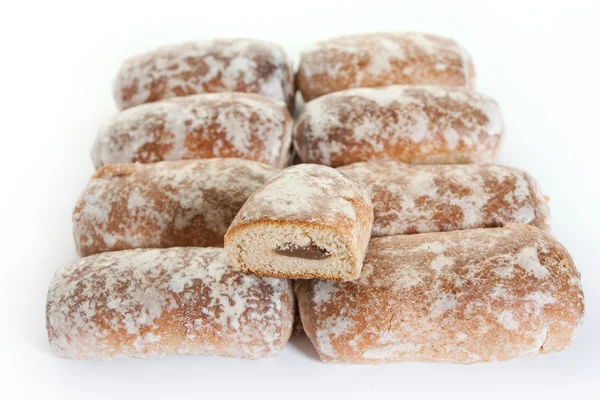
[113,32,474,109]
[102,32,500,169]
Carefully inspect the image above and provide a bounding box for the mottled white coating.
[92,93,293,169]
[46,247,295,360]
[301,32,470,78]
[297,32,475,100]
[233,164,369,228]
[297,225,584,364]
[338,161,550,236]
[294,85,504,167]
[114,38,295,109]
[74,159,278,256]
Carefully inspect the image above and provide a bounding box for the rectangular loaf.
[73,159,278,257]
[114,38,295,109]
[297,32,474,101]
[337,161,550,235]
[93,92,293,169]
[46,247,295,360]
[293,85,503,167]
[296,224,584,364]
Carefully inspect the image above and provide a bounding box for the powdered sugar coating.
[294,85,504,167]
[338,161,550,236]
[46,247,295,360]
[297,32,475,101]
[73,159,277,256]
[93,92,293,169]
[229,164,373,242]
[297,225,584,364]
[114,39,295,109]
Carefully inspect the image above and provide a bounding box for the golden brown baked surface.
[297,225,584,364]
[225,164,373,281]
[297,32,475,101]
[294,85,503,167]
[338,161,550,236]
[46,247,295,360]
[114,38,295,109]
[92,92,293,169]
[73,159,277,257]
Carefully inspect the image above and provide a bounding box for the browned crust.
[297,32,474,101]
[337,162,551,236]
[74,159,278,256]
[46,248,295,360]
[524,172,551,232]
[93,92,293,169]
[296,225,584,364]
[114,39,295,110]
[293,85,504,167]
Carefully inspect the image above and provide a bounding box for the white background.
[1,0,599,398]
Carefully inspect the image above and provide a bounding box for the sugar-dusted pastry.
[92,92,293,169]
[225,164,373,281]
[114,38,295,109]
[73,159,277,256]
[296,225,584,364]
[338,161,550,236]
[294,85,503,167]
[46,247,295,360]
[297,32,474,101]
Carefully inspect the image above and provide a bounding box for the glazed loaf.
[73,159,277,257]
[46,247,295,360]
[294,85,504,167]
[225,164,373,281]
[114,38,295,110]
[338,161,550,236]
[297,32,475,101]
[296,224,584,364]
[92,92,293,169]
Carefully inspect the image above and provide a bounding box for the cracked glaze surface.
[297,225,584,364]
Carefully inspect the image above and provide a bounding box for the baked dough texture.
[73,159,277,257]
[297,32,475,101]
[114,38,295,109]
[225,164,373,281]
[296,224,584,364]
[46,247,295,360]
[294,84,503,167]
[92,92,293,169]
[338,161,550,236]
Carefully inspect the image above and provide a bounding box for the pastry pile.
[46,33,584,364]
